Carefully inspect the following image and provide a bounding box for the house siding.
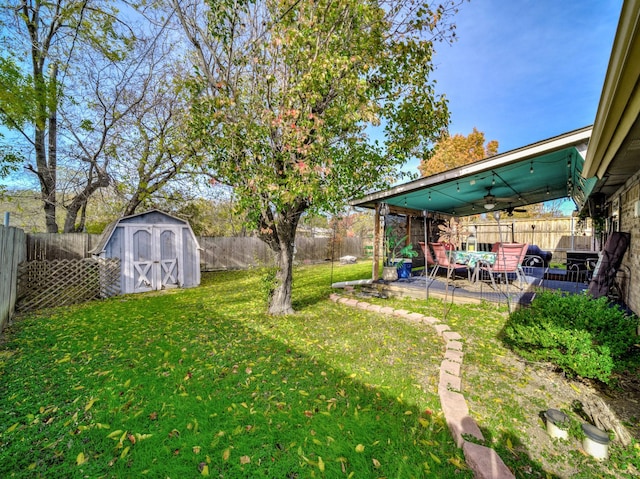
[616,171,640,316]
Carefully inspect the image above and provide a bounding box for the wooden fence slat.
[0,225,26,333]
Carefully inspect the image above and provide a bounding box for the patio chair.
[478,242,529,288]
[429,242,470,281]
[588,231,630,300]
[418,242,438,278]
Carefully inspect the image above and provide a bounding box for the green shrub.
[502,291,638,383]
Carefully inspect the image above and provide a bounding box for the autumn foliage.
[419,127,498,177]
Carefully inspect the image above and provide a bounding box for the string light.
[456,182,460,192]
[530,162,534,174]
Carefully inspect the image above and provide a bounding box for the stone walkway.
[329,293,515,479]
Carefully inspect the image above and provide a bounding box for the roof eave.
[583,0,640,179]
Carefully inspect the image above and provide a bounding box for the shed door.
[132,228,154,293]
[129,226,183,293]
[159,229,179,289]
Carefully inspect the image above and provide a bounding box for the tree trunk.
[268,238,296,315]
[265,207,304,315]
[123,194,144,217]
[62,168,110,232]
[35,127,58,233]
[32,62,58,233]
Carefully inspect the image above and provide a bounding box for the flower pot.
[582,423,609,460]
[545,409,569,440]
[382,266,398,281]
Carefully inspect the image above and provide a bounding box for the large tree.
[175,0,461,314]
[418,127,498,177]
[0,1,134,232]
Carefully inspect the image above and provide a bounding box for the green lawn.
[0,262,470,478]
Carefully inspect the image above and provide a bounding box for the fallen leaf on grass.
[76,452,88,465]
[240,455,251,465]
[85,397,98,411]
[198,462,209,476]
[222,447,231,461]
[448,456,467,469]
[120,446,130,459]
[5,422,19,434]
[107,429,123,439]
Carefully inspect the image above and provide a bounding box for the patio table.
[451,250,496,269]
[450,250,497,283]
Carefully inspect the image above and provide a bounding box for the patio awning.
[351,126,596,217]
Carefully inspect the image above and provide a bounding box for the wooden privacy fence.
[25,233,366,267]
[16,258,121,313]
[469,217,596,263]
[1,225,27,333]
[27,233,101,260]
[178,236,364,271]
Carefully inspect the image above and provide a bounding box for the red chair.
[429,242,470,281]
[418,242,438,278]
[479,243,529,288]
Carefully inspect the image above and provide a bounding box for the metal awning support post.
[372,204,382,280]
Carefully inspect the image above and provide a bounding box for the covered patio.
[349,126,599,308]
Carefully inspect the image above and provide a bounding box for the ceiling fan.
[505,203,527,216]
[483,187,527,213]
[483,187,497,210]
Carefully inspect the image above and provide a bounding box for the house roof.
[582,0,640,199]
[350,126,593,217]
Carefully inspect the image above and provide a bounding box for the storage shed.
[91,210,201,294]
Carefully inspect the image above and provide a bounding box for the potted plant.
[383,228,418,280]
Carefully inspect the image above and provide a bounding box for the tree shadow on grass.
[0,293,469,479]
[474,425,565,479]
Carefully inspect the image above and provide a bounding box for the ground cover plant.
[356,291,640,478]
[502,290,638,383]
[0,262,469,478]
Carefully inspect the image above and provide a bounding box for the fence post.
[0,224,27,335]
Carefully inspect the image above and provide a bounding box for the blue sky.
[403,0,623,173]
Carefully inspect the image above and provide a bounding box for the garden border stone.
[330,293,515,479]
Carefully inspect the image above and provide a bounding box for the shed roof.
[350,126,594,217]
[90,209,200,255]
